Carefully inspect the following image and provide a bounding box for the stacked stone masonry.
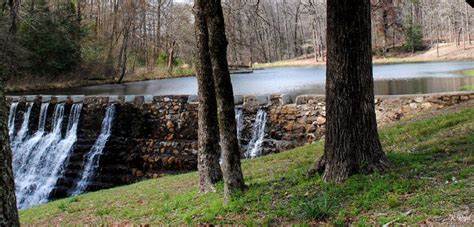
[6,91,474,199]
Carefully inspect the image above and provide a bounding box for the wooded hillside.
[0,0,472,86]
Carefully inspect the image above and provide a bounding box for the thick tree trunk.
[206,0,246,203]
[193,0,223,193]
[316,0,390,183]
[0,77,20,226]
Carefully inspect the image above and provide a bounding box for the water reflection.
[11,61,474,96]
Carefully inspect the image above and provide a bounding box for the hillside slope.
[20,105,474,225]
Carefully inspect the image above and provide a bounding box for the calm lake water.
[16,61,474,97]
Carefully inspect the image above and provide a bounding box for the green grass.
[460,69,474,77]
[20,108,474,225]
[457,69,474,91]
[462,85,474,91]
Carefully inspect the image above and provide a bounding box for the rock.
[135,170,144,177]
[56,96,68,103]
[409,103,418,110]
[256,95,268,106]
[460,96,469,101]
[165,134,174,141]
[187,95,198,103]
[280,94,292,105]
[414,97,424,103]
[41,95,52,103]
[144,95,154,104]
[166,121,174,129]
[307,125,317,133]
[421,102,433,109]
[316,116,326,125]
[124,95,136,103]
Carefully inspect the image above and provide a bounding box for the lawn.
[461,69,474,77]
[20,108,474,225]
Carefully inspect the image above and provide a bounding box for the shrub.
[404,24,423,52]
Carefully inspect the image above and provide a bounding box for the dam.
[7,92,474,209]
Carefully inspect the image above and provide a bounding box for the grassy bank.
[460,69,474,77]
[20,107,474,225]
[460,69,474,91]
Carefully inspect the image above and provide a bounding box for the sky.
[175,0,192,4]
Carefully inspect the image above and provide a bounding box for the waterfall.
[13,103,50,175]
[72,104,116,196]
[235,108,244,146]
[219,109,245,165]
[11,103,33,150]
[13,103,83,209]
[245,109,268,159]
[8,102,19,140]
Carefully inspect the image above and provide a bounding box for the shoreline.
[6,43,474,94]
[253,56,474,69]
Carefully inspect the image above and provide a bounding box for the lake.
[16,61,474,97]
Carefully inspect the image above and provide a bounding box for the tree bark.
[167,41,176,70]
[193,0,223,193]
[0,75,20,226]
[8,0,20,33]
[117,23,131,84]
[316,0,391,183]
[206,0,246,203]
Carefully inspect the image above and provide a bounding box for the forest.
[0,0,473,92]
[0,0,473,225]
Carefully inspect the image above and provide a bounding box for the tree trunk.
[312,23,318,62]
[206,0,246,203]
[167,41,176,70]
[316,0,391,183]
[0,77,20,226]
[8,0,20,33]
[193,0,223,193]
[117,18,132,84]
[466,2,471,44]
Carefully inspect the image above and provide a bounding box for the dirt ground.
[254,42,474,68]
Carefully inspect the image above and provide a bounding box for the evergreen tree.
[18,0,81,75]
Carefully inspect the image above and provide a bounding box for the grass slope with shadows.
[20,108,474,225]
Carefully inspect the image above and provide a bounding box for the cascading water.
[13,103,50,175]
[72,104,116,196]
[8,102,19,140]
[235,108,244,146]
[220,109,245,165]
[11,103,33,150]
[13,103,83,209]
[245,108,268,159]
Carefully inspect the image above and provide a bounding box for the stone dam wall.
[6,91,474,199]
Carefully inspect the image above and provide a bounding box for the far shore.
[6,43,474,94]
[253,43,474,69]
